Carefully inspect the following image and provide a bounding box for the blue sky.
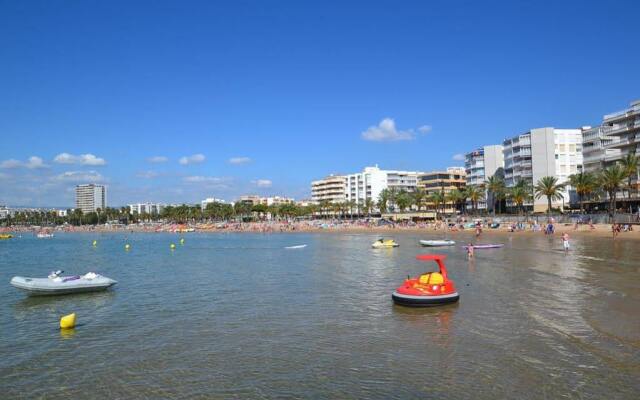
[1,0,639,207]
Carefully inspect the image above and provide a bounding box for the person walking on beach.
[562,232,570,252]
[467,243,474,259]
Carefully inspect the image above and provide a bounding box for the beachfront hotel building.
[344,166,422,205]
[311,175,347,204]
[129,203,165,215]
[75,184,106,214]
[200,197,227,210]
[464,145,504,209]
[581,126,620,174]
[600,100,640,165]
[503,127,583,212]
[237,195,295,207]
[417,167,466,213]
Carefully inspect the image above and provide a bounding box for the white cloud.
[53,170,105,182]
[179,154,206,165]
[252,179,272,188]
[147,156,168,163]
[452,154,465,161]
[361,118,415,142]
[1,159,24,169]
[183,175,231,189]
[137,171,159,179]
[1,156,48,169]
[25,156,47,169]
[53,153,106,166]
[228,157,251,165]
[418,125,432,134]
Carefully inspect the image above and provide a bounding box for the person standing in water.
[467,243,474,259]
[562,232,570,252]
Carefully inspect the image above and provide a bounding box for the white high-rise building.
[311,175,347,204]
[600,100,640,165]
[344,166,421,206]
[465,145,504,186]
[129,203,165,215]
[581,126,620,173]
[503,127,583,212]
[75,184,106,214]
[201,197,227,210]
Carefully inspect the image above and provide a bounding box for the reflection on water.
[0,232,638,399]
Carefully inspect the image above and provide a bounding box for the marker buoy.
[170,243,176,250]
[60,313,76,329]
[125,244,131,251]
[92,240,97,246]
[180,238,185,245]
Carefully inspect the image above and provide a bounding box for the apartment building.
[418,167,466,213]
[237,195,294,207]
[465,145,504,209]
[581,126,620,173]
[129,203,165,215]
[503,127,582,212]
[311,175,346,204]
[345,166,421,205]
[600,100,640,164]
[75,184,106,214]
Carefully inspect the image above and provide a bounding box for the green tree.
[534,176,565,215]
[485,175,505,214]
[395,190,412,213]
[363,198,374,216]
[568,172,597,213]
[465,186,483,215]
[508,180,532,215]
[411,188,428,211]
[619,153,638,200]
[377,189,390,214]
[599,164,627,222]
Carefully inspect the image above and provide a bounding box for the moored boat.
[10,271,117,296]
[420,239,455,247]
[0,233,13,240]
[392,254,459,307]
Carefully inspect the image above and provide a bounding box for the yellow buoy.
[60,313,76,329]
[125,244,131,251]
[170,243,176,250]
[92,240,97,246]
[180,238,185,245]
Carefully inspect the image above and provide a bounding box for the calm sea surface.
[1,232,639,399]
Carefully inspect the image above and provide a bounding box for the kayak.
[463,244,504,249]
[372,239,399,248]
[0,234,13,240]
[285,244,307,249]
[420,239,455,247]
[392,254,459,307]
[10,272,117,296]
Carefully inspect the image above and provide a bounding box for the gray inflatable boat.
[10,272,117,296]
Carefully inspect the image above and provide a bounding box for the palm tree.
[619,153,638,200]
[429,192,444,218]
[534,176,565,215]
[411,188,428,211]
[568,172,597,213]
[485,175,505,215]
[395,190,412,213]
[599,164,627,222]
[377,189,390,214]
[508,181,532,215]
[465,186,483,215]
[363,198,374,217]
[346,199,357,219]
[446,188,464,214]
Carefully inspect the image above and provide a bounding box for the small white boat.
[285,244,307,249]
[420,239,455,247]
[10,271,117,296]
[36,233,54,238]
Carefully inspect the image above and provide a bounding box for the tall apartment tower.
[503,128,583,212]
[465,145,504,209]
[75,184,106,213]
[600,99,640,164]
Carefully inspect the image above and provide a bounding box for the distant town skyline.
[1,1,639,207]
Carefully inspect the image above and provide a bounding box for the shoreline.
[2,222,638,240]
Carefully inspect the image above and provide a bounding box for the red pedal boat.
[392,254,460,307]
